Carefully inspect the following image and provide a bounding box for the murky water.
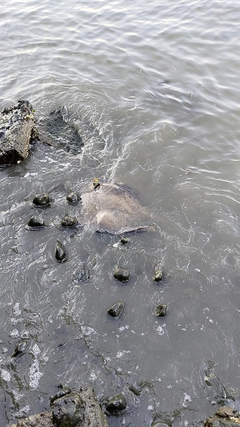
[1,0,240,425]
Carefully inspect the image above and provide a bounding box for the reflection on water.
[1,0,240,425]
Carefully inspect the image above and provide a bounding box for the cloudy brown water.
[1,0,240,425]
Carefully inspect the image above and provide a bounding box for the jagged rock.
[55,241,67,263]
[28,216,45,227]
[37,108,83,155]
[113,267,130,282]
[9,387,109,427]
[33,193,50,207]
[105,392,127,413]
[52,391,85,426]
[107,301,125,318]
[204,406,240,427]
[0,100,35,165]
[66,192,81,204]
[61,215,78,227]
[155,304,167,317]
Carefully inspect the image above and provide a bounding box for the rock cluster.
[9,387,109,427]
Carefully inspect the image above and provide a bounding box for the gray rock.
[28,216,45,227]
[153,268,163,282]
[155,304,167,317]
[113,267,130,282]
[120,236,130,245]
[55,241,67,263]
[37,108,83,155]
[0,100,35,165]
[66,192,81,203]
[204,406,240,427]
[52,391,85,426]
[9,387,109,427]
[105,392,127,413]
[61,215,78,227]
[33,193,50,207]
[107,301,125,318]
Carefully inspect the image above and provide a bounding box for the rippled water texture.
[1,0,240,425]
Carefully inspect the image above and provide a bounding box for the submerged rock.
[155,304,167,317]
[33,193,50,207]
[113,267,130,282]
[73,265,90,282]
[52,391,85,427]
[105,393,127,413]
[61,215,78,227]
[55,241,67,263]
[76,181,151,235]
[0,100,35,165]
[107,301,125,318]
[28,216,45,227]
[9,387,109,427]
[37,108,83,155]
[66,192,81,204]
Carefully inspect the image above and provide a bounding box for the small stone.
[153,268,163,282]
[61,215,78,227]
[113,267,130,282]
[155,304,167,317]
[52,391,85,427]
[33,192,50,206]
[120,236,130,244]
[107,301,125,318]
[55,241,67,263]
[106,393,127,413]
[28,216,45,227]
[66,192,80,203]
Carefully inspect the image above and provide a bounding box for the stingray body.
[77,182,150,234]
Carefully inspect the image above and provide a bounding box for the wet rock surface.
[55,241,67,263]
[0,100,35,165]
[153,268,163,282]
[52,391,85,427]
[113,267,130,282]
[107,301,125,318]
[37,108,84,155]
[61,215,78,227]
[9,387,109,427]
[66,192,81,204]
[33,193,50,207]
[155,304,167,317]
[204,406,240,427]
[105,392,127,413]
[28,216,45,227]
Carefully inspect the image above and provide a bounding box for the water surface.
[1,0,240,426]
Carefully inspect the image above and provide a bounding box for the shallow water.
[1,0,240,425]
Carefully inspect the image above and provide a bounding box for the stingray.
[76,181,151,234]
